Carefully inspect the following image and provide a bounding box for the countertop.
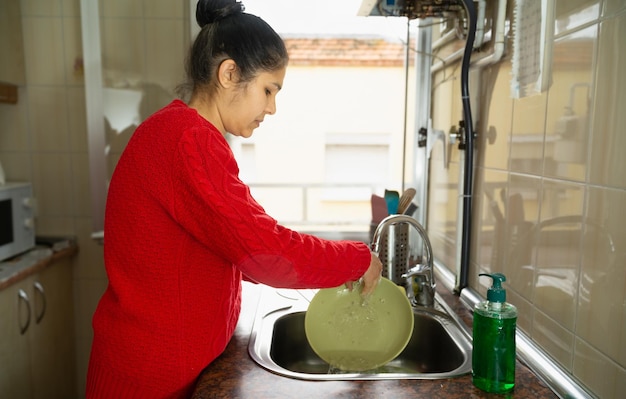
[192,281,558,399]
[0,238,78,291]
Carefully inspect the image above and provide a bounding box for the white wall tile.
[26,86,70,152]
[143,0,184,19]
[67,86,87,152]
[0,151,33,181]
[0,87,30,151]
[31,152,73,216]
[589,15,626,189]
[0,0,26,84]
[62,16,84,86]
[603,0,626,15]
[61,0,80,17]
[574,338,626,398]
[533,180,584,330]
[544,26,597,183]
[145,19,185,92]
[430,7,624,397]
[34,216,75,236]
[476,61,513,170]
[72,217,106,281]
[100,0,142,18]
[100,18,145,85]
[22,16,66,85]
[70,152,91,217]
[470,167,508,274]
[20,0,62,17]
[510,93,548,176]
[503,174,542,300]
[577,186,626,367]
[533,309,574,370]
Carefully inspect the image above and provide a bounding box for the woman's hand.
[346,252,382,296]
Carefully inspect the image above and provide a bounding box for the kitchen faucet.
[371,214,436,307]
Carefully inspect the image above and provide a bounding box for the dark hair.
[178,0,288,99]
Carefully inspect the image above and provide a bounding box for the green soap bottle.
[472,273,517,393]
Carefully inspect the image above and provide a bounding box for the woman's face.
[222,66,286,138]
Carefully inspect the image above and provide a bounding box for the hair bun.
[196,0,244,27]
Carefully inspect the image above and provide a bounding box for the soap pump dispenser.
[472,273,517,393]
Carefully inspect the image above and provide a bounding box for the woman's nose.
[266,97,277,115]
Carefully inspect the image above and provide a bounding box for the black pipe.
[457,0,477,293]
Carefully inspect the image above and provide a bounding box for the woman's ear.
[217,59,238,88]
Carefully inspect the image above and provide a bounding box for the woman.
[86,1,382,398]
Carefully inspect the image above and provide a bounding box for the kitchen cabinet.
[0,274,33,398]
[0,257,76,399]
[0,0,26,86]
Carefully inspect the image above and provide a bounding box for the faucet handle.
[401,264,428,279]
[401,263,428,278]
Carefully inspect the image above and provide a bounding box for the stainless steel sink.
[248,286,473,380]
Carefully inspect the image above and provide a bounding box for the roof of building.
[283,36,413,67]
[283,34,594,70]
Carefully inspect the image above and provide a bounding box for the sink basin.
[248,286,473,380]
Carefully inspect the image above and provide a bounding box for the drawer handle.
[33,281,47,324]
[17,289,31,335]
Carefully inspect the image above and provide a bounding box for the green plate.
[304,277,414,372]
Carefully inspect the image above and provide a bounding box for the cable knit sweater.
[85,100,371,399]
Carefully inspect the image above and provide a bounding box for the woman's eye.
[265,89,271,96]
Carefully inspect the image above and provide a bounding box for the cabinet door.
[29,258,76,399]
[0,278,35,398]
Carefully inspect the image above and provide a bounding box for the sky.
[242,0,410,37]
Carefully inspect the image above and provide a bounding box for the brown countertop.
[192,282,557,399]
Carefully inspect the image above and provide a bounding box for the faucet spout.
[371,215,436,307]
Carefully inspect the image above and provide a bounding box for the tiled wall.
[0,1,188,397]
[428,1,625,397]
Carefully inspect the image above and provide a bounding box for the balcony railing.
[246,182,381,231]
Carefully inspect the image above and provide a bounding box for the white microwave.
[0,182,36,261]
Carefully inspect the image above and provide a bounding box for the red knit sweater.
[85,100,371,398]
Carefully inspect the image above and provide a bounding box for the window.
[323,132,390,200]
